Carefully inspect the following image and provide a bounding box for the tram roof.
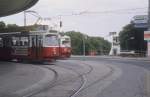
[0,25,58,36]
[0,25,58,33]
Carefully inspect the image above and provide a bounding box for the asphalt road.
[0,56,150,97]
[30,56,150,97]
[70,56,150,97]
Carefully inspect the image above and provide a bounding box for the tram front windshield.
[44,35,59,46]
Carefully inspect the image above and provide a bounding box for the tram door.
[30,35,43,60]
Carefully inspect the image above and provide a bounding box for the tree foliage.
[7,24,18,28]
[119,23,147,53]
[64,31,111,55]
[0,21,6,29]
[0,21,19,29]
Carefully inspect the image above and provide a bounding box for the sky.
[0,0,148,39]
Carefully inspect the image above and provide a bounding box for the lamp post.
[83,35,87,56]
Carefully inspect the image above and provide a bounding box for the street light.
[83,35,88,56]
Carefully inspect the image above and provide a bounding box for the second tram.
[59,35,71,58]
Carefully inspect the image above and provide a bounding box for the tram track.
[20,61,88,97]
[56,61,115,97]
[15,64,58,97]
[81,64,114,90]
[54,62,93,97]
[27,65,59,97]
[28,61,93,97]
[18,60,115,97]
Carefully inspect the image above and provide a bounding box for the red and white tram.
[59,35,71,58]
[0,30,60,62]
[11,31,60,61]
[0,24,72,62]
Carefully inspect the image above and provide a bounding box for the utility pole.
[83,35,87,57]
[83,36,85,56]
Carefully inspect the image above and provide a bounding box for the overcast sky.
[0,0,148,38]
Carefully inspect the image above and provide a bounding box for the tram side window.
[32,37,36,47]
[0,38,3,47]
[12,37,19,46]
[12,37,29,46]
[21,37,29,46]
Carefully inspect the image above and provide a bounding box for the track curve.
[15,64,58,97]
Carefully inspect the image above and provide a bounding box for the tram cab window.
[44,35,59,46]
[0,38,3,47]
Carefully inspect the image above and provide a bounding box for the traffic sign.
[134,23,148,28]
[133,15,148,28]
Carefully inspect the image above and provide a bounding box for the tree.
[0,21,6,29]
[7,24,18,28]
[65,31,111,55]
[65,31,84,55]
[119,23,147,53]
